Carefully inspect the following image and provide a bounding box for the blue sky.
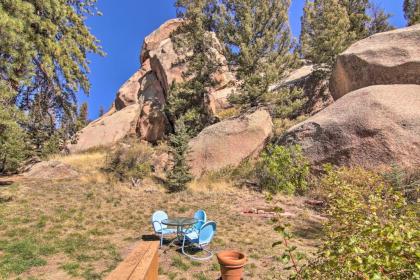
[80,0,406,119]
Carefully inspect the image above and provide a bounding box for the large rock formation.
[115,69,143,110]
[188,109,273,177]
[149,36,189,96]
[330,24,420,100]
[68,104,141,153]
[279,85,420,170]
[70,18,237,152]
[149,30,234,97]
[115,60,152,110]
[136,71,168,142]
[141,19,184,63]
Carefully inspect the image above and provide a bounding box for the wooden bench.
[105,241,159,280]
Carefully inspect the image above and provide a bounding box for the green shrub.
[257,144,309,195]
[264,87,307,119]
[105,142,152,182]
[0,108,29,174]
[300,167,419,279]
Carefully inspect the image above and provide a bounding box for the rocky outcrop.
[149,32,234,96]
[70,18,238,152]
[208,86,237,115]
[23,161,79,179]
[68,104,141,153]
[115,60,152,110]
[136,71,168,142]
[141,19,184,63]
[188,109,273,177]
[149,36,189,95]
[279,85,420,170]
[136,102,168,143]
[330,24,420,100]
[115,69,143,110]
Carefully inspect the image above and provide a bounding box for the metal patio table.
[161,217,197,249]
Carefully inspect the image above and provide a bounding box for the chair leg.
[182,241,213,261]
[160,233,163,247]
[181,234,187,255]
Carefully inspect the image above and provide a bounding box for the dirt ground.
[0,153,324,280]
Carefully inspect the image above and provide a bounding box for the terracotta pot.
[216,250,247,280]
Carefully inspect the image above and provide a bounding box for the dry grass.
[50,152,106,173]
[216,107,240,120]
[49,152,108,184]
[273,116,307,138]
[0,153,323,280]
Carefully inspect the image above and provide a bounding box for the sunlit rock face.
[70,18,238,152]
[330,24,420,100]
[279,85,420,170]
[188,109,273,177]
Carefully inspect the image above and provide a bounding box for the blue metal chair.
[184,209,207,234]
[182,221,216,260]
[151,210,176,247]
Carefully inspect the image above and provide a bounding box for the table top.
[162,217,197,227]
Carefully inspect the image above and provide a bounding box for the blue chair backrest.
[198,221,216,245]
[193,209,207,230]
[152,210,168,232]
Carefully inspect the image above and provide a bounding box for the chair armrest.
[152,221,163,232]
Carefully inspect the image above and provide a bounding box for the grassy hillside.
[0,151,322,280]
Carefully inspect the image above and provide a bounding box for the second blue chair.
[184,209,207,234]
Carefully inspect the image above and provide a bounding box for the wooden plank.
[128,241,159,280]
[105,241,159,280]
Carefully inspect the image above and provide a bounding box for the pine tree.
[300,0,316,59]
[367,3,394,36]
[339,0,371,40]
[165,120,192,192]
[404,0,420,26]
[220,0,296,108]
[77,102,89,130]
[26,94,58,156]
[300,0,352,67]
[162,0,223,190]
[169,0,222,134]
[98,105,105,117]
[0,90,28,174]
[176,0,297,109]
[0,0,103,157]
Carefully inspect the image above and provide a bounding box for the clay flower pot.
[217,250,247,280]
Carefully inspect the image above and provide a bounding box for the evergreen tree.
[220,0,296,108]
[162,0,223,191]
[165,120,192,192]
[367,3,394,36]
[404,0,420,26]
[0,90,28,174]
[339,0,371,40]
[77,102,89,130]
[26,94,59,156]
[176,0,296,109]
[0,0,103,157]
[300,0,352,67]
[98,105,105,117]
[299,0,316,59]
[169,0,222,134]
